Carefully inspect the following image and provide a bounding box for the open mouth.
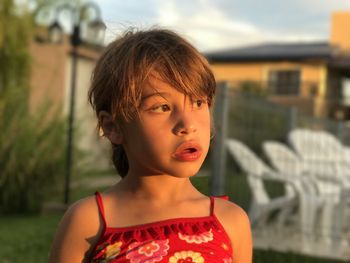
[172,142,202,161]
[182,148,197,153]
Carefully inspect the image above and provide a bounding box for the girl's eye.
[193,99,207,109]
[151,104,170,113]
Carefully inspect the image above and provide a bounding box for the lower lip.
[172,150,202,162]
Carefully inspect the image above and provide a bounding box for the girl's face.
[120,76,211,178]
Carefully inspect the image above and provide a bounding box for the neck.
[115,172,201,204]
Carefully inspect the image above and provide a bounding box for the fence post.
[336,121,345,143]
[210,81,229,196]
[288,107,297,133]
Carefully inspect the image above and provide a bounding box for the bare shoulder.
[214,197,249,223]
[49,195,103,263]
[214,197,253,263]
[64,195,102,233]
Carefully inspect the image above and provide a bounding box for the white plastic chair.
[288,129,350,250]
[288,129,344,198]
[313,130,350,186]
[226,139,298,231]
[262,140,345,250]
[262,140,317,194]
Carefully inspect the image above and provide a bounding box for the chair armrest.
[249,172,306,194]
[303,170,346,186]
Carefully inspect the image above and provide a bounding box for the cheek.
[198,110,211,134]
[135,120,169,150]
[140,118,167,137]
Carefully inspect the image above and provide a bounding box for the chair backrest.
[313,130,344,160]
[263,141,305,176]
[288,130,346,193]
[289,129,333,173]
[263,141,303,197]
[344,146,350,160]
[289,128,346,159]
[314,131,350,186]
[289,129,350,177]
[226,139,271,203]
[288,129,322,161]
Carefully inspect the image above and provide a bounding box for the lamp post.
[48,2,105,205]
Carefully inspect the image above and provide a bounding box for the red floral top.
[90,192,233,263]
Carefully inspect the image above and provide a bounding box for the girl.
[49,28,252,263]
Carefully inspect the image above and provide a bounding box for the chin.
[168,165,202,178]
[170,173,197,179]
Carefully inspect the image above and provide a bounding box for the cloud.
[101,0,348,51]
[153,0,266,50]
[297,0,350,11]
[152,0,339,51]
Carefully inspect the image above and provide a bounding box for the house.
[29,26,110,169]
[206,11,350,120]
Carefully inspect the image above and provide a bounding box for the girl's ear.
[98,111,123,144]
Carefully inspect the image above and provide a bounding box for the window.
[268,69,301,95]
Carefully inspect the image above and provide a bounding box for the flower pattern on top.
[178,229,213,244]
[168,251,205,263]
[126,239,170,263]
[92,241,123,262]
[221,243,229,251]
[91,194,234,263]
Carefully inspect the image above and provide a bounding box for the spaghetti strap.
[210,195,229,216]
[95,192,107,228]
[209,196,215,216]
[91,194,234,261]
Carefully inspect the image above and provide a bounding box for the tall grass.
[0,93,66,213]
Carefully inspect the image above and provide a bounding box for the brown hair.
[88,28,216,177]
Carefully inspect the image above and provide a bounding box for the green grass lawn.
[0,213,346,263]
[0,173,348,263]
[0,214,62,263]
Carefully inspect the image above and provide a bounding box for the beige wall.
[210,63,263,82]
[331,11,350,54]
[30,35,111,170]
[210,60,327,98]
[29,39,68,113]
[64,55,111,169]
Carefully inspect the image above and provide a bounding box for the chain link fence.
[210,81,350,260]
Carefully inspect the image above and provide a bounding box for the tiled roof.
[205,42,336,62]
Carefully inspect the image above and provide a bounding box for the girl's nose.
[173,112,197,136]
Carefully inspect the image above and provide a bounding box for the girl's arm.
[229,205,252,263]
[215,199,253,263]
[48,197,101,263]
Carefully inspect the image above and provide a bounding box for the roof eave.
[207,55,331,63]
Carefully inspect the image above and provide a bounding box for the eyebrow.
[141,92,171,102]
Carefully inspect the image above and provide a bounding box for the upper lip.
[173,140,202,155]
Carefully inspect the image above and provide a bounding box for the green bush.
[238,80,269,97]
[227,82,289,153]
[0,91,66,214]
[0,0,78,214]
[227,92,290,154]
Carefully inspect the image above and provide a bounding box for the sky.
[96,0,350,52]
